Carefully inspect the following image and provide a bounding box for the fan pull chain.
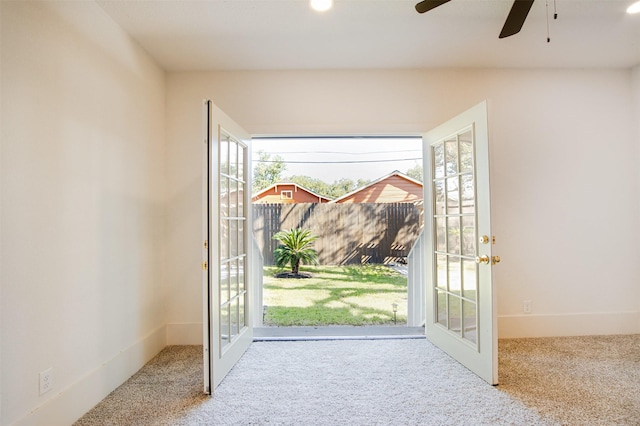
[547,0,558,42]
[546,0,551,42]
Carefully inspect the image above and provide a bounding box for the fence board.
[253,203,422,266]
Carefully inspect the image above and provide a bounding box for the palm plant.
[273,228,319,274]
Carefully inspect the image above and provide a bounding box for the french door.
[203,100,253,393]
[423,101,498,385]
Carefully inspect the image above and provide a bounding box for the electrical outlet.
[39,368,53,395]
[523,300,532,314]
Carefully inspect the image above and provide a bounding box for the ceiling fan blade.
[499,0,534,38]
[415,0,452,14]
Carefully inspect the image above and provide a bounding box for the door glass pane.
[447,216,460,255]
[229,180,237,218]
[448,295,461,335]
[220,138,229,176]
[233,259,241,295]
[220,220,229,261]
[230,220,238,258]
[461,216,476,257]
[238,220,245,258]
[459,130,474,173]
[230,299,239,339]
[220,262,230,303]
[217,129,249,361]
[433,143,445,179]
[436,290,447,327]
[435,218,446,252]
[445,138,458,176]
[448,257,461,295]
[462,259,477,301]
[436,254,447,290]
[462,300,477,344]
[220,304,230,348]
[239,295,245,328]
[238,145,245,181]
[446,177,459,214]
[229,141,238,178]
[433,128,480,341]
[238,258,245,292]
[460,173,475,213]
[434,180,445,215]
[229,258,238,297]
[238,187,244,218]
[220,178,229,217]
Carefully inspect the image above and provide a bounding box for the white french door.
[203,100,253,393]
[423,101,498,385]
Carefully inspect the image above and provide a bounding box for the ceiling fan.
[415,0,535,39]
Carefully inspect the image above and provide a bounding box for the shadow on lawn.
[263,275,407,326]
[263,264,408,326]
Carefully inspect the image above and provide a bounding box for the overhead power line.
[259,149,422,155]
[253,158,422,164]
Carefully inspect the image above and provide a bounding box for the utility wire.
[254,158,422,164]
[257,149,422,155]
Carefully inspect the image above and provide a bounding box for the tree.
[287,175,331,198]
[287,175,371,199]
[273,228,319,275]
[406,163,423,182]
[253,151,286,192]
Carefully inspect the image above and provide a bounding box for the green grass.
[262,264,407,326]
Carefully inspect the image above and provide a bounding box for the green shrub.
[273,228,319,274]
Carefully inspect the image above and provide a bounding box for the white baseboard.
[14,325,167,426]
[166,322,203,345]
[498,311,640,338]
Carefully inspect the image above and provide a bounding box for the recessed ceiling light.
[310,0,333,12]
[627,1,640,14]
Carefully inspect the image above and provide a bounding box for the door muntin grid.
[219,130,247,353]
[432,126,479,347]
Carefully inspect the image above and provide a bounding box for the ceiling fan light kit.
[628,1,640,14]
[310,0,333,13]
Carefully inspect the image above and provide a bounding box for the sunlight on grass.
[263,265,407,326]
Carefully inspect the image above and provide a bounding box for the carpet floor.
[75,335,639,426]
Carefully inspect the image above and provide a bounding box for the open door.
[203,100,253,393]
[423,101,498,385]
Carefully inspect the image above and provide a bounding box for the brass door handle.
[492,255,501,265]
[475,255,490,264]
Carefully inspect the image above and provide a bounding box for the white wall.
[1,2,166,424]
[166,69,639,341]
[633,64,640,331]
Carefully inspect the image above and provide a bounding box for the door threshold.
[253,326,425,342]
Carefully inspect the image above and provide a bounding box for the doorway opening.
[250,136,425,338]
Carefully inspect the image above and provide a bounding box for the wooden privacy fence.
[253,203,423,266]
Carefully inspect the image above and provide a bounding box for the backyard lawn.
[262,264,407,326]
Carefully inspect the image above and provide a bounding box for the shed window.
[280,190,293,200]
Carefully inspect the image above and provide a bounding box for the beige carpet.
[74,335,639,425]
[498,334,640,425]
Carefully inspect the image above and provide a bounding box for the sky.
[252,137,423,183]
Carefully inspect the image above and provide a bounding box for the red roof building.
[251,183,332,204]
[330,171,423,204]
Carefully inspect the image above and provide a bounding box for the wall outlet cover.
[39,368,53,395]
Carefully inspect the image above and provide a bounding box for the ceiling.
[96,0,640,71]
